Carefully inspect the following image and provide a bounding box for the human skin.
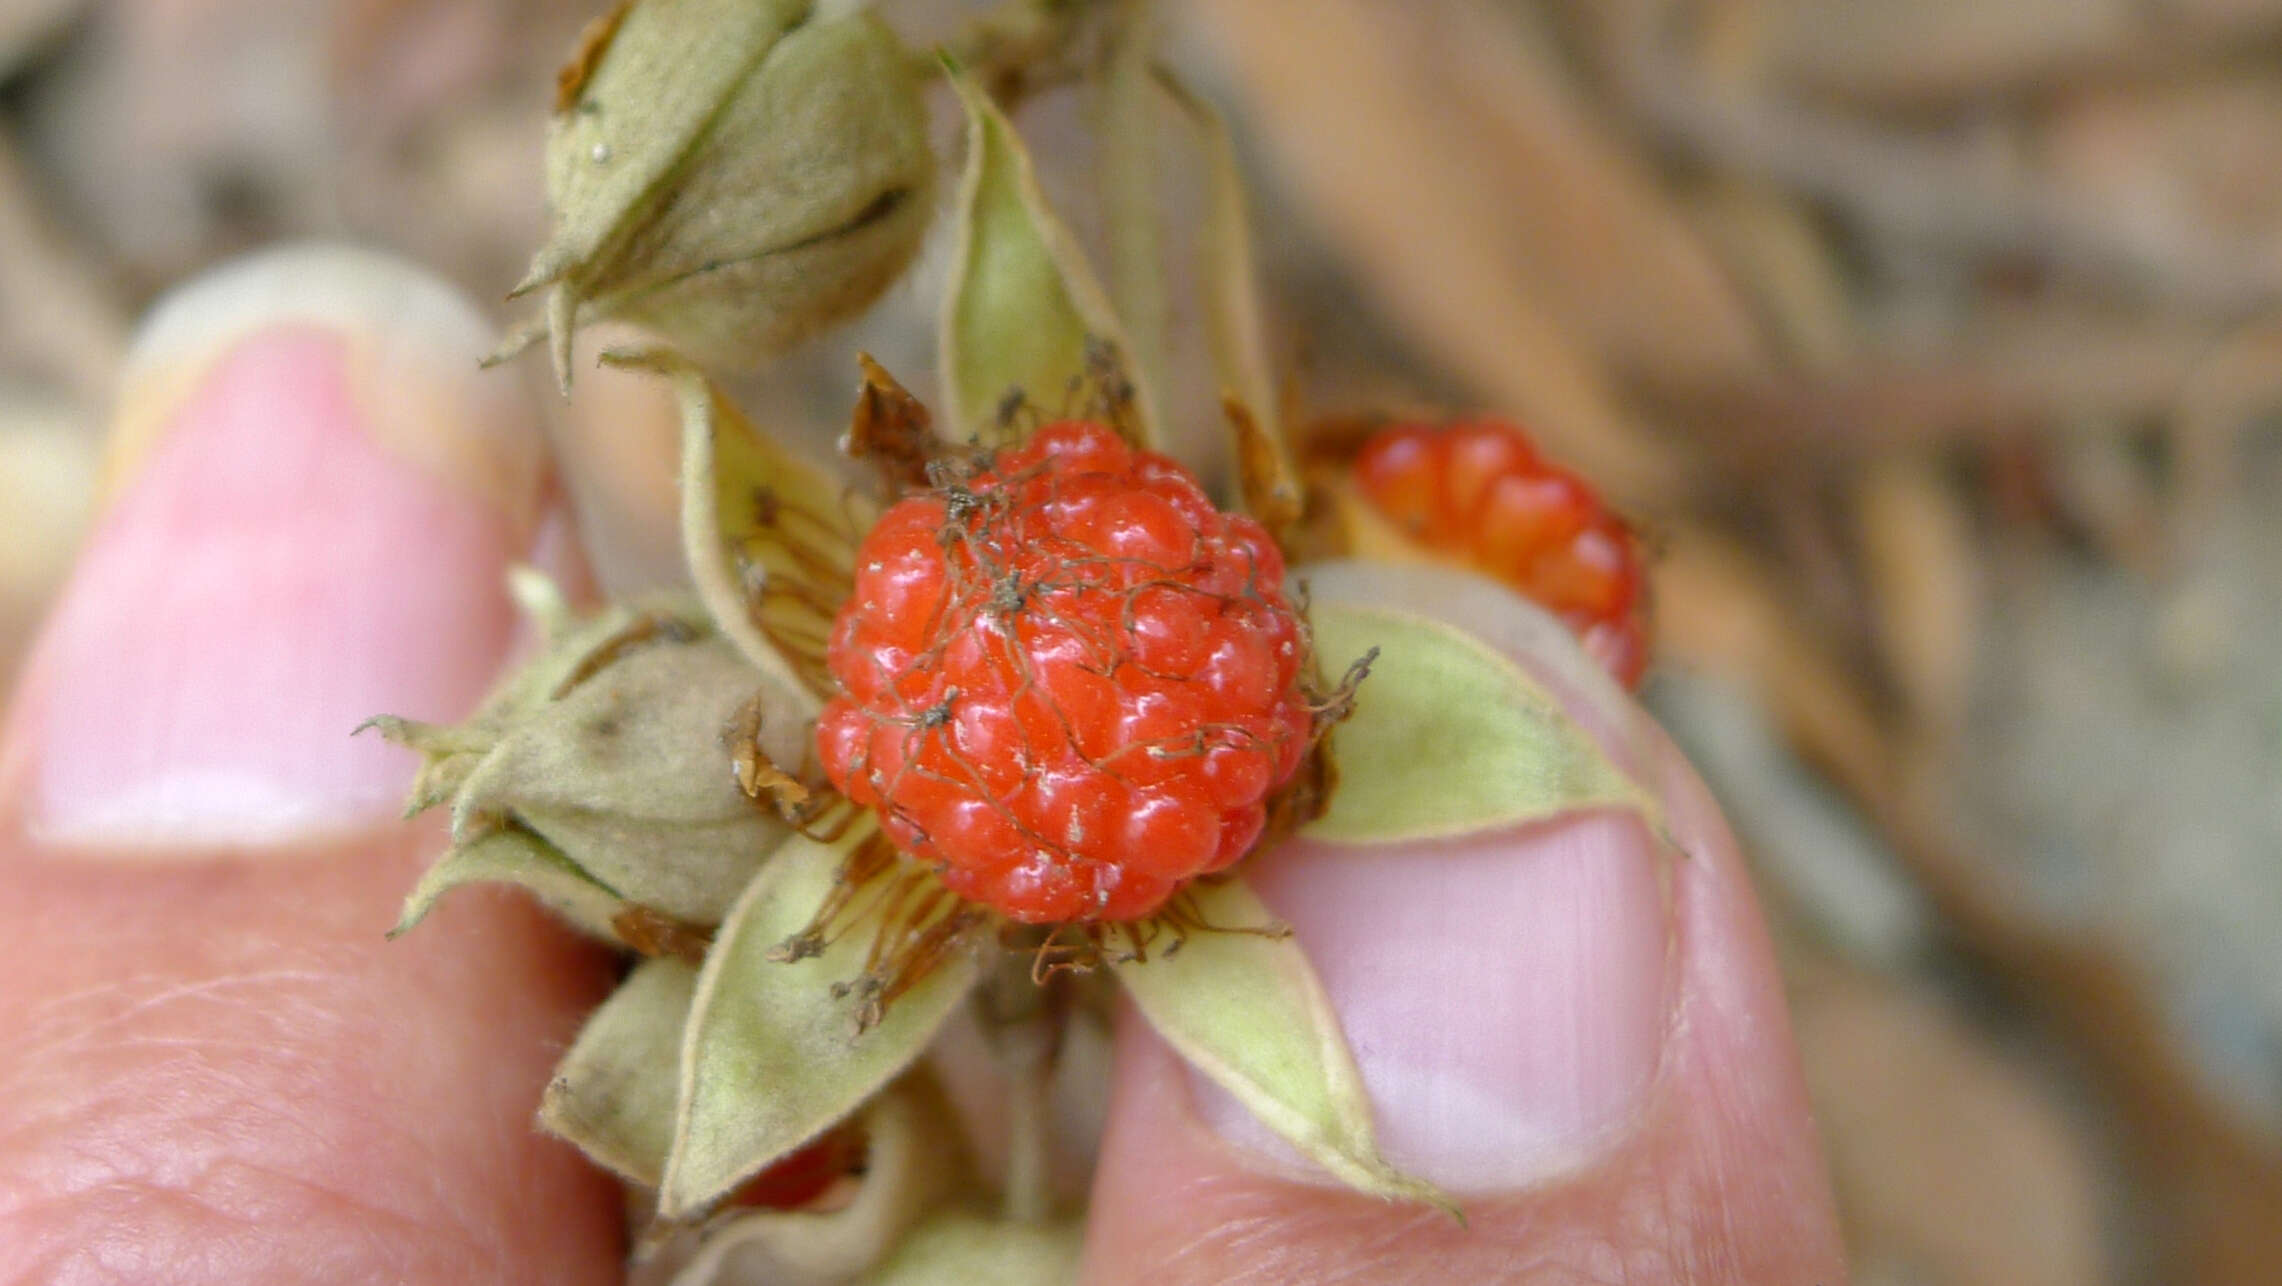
[0,246,1847,1284]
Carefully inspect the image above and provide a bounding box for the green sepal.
[1156,70,1304,524]
[610,349,863,704]
[1095,0,1168,446]
[939,64,1159,449]
[661,823,985,1218]
[359,715,494,816]
[1111,877,1455,1214]
[1303,591,1663,846]
[664,1080,968,1286]
[535,0,808,289]
[856,1212,1082,1286]
[372,580,797,941]
[540,955,697,1186]
[515,2,933,387]
[391,826,627,942]
[370,577,716,792]
[449,631,795,926]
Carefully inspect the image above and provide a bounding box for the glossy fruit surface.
[1353,420,1648,686]
[819,422,1314,923]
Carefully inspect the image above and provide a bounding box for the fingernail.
[5,243,546,851]
[1198,562,1677,1191]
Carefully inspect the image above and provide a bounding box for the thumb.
[0,245,624,1282]
[1079,566,1847,1284]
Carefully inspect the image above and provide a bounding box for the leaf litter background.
[4,0,2282,1280]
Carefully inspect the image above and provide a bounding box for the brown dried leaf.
[553,0,632,114]
[844,353,937,496]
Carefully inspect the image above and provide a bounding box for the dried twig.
[1579,0,2282,315]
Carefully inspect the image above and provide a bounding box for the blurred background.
[4,1,2281,1280]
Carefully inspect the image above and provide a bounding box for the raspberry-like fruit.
[818,422,1315,924]
[1354,420,1648,687]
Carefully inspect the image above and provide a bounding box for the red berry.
[1353,420,1649,687]
[727,1126,866,1210]
[818,422,1316,924]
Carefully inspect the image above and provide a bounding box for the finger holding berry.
[338,42,1834,1286]
[1082,561,1844,1286]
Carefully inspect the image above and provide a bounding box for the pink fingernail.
[1198,562,1676,1191]
[5,245,546,852]
[1208,818,1673,1192]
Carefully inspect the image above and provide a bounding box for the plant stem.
[1098,0,1169,432]
[977,952,1065,1223]
[1001,1021,1056,1224]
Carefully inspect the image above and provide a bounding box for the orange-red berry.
[1354,420,1648,687]
[818,422,1314,924]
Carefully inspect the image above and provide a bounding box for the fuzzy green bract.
[1162,72,1292,468]
[515,0,933,387]
[939,64,1158,449]
[859,1213,1082,1285]
[447,630,792,924]
[1305,596,1663,845]
[662,824,984,1218]
[1112,879,1455,1214]
[660,1083,969,1286]
[371,588,790,950]
[540,956,696,1186]
[602,348,865,703]
[539,0,808,284]
[392,827,627,942]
